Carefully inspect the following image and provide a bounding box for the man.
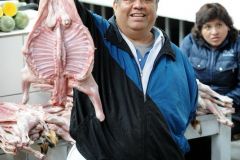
[68,0,198,159]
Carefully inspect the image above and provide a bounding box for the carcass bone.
[22,0,105,121]
[197,80,234,127]
[197,79,233,106]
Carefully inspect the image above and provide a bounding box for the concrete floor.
[231,140,240,160]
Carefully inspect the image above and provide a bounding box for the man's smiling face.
[113,0,158,34]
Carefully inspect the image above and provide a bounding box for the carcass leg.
[21,65,32,104]
[72,75,105,122]
[204,99,233,127]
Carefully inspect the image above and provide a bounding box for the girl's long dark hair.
[192,3,239,43]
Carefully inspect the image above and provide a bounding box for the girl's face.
[201,19,229,48]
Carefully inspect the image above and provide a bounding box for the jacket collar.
[105,16,132,55]
[105,16,176,60]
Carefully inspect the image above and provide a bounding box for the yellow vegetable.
[0,7,3,17]
[3,2,18,17]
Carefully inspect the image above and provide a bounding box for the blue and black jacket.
[70,1,198,160]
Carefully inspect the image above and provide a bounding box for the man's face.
[113,0,158,34]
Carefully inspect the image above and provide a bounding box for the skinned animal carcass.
[191,80,234,134]
[0,102,46,160]
[0,102,74,159]
[196,80,234,127]
[22,0,105,121]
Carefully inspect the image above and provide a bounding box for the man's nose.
[133,0,144,8]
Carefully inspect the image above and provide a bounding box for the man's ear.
[112,2,118,15]
[113,2,117,10]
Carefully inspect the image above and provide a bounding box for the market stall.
[0,1,235,160]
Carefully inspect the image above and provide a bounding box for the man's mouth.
[130,13,145,17]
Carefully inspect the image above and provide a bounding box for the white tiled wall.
[0,35,24,97]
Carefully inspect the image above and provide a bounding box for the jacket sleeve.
[74,0,103,39]
[73,0,93,26]
[182,51,198,123]
[74,0,109,50]
[225,46,240,107]
[180,34,193,57]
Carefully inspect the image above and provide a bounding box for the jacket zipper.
[134,59,145,100]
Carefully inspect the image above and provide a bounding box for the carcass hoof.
[96,112,105,122]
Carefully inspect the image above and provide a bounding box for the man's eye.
[122,0,134,2]
[145,0,155,3]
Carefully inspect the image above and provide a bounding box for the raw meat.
[22,0,105,121]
